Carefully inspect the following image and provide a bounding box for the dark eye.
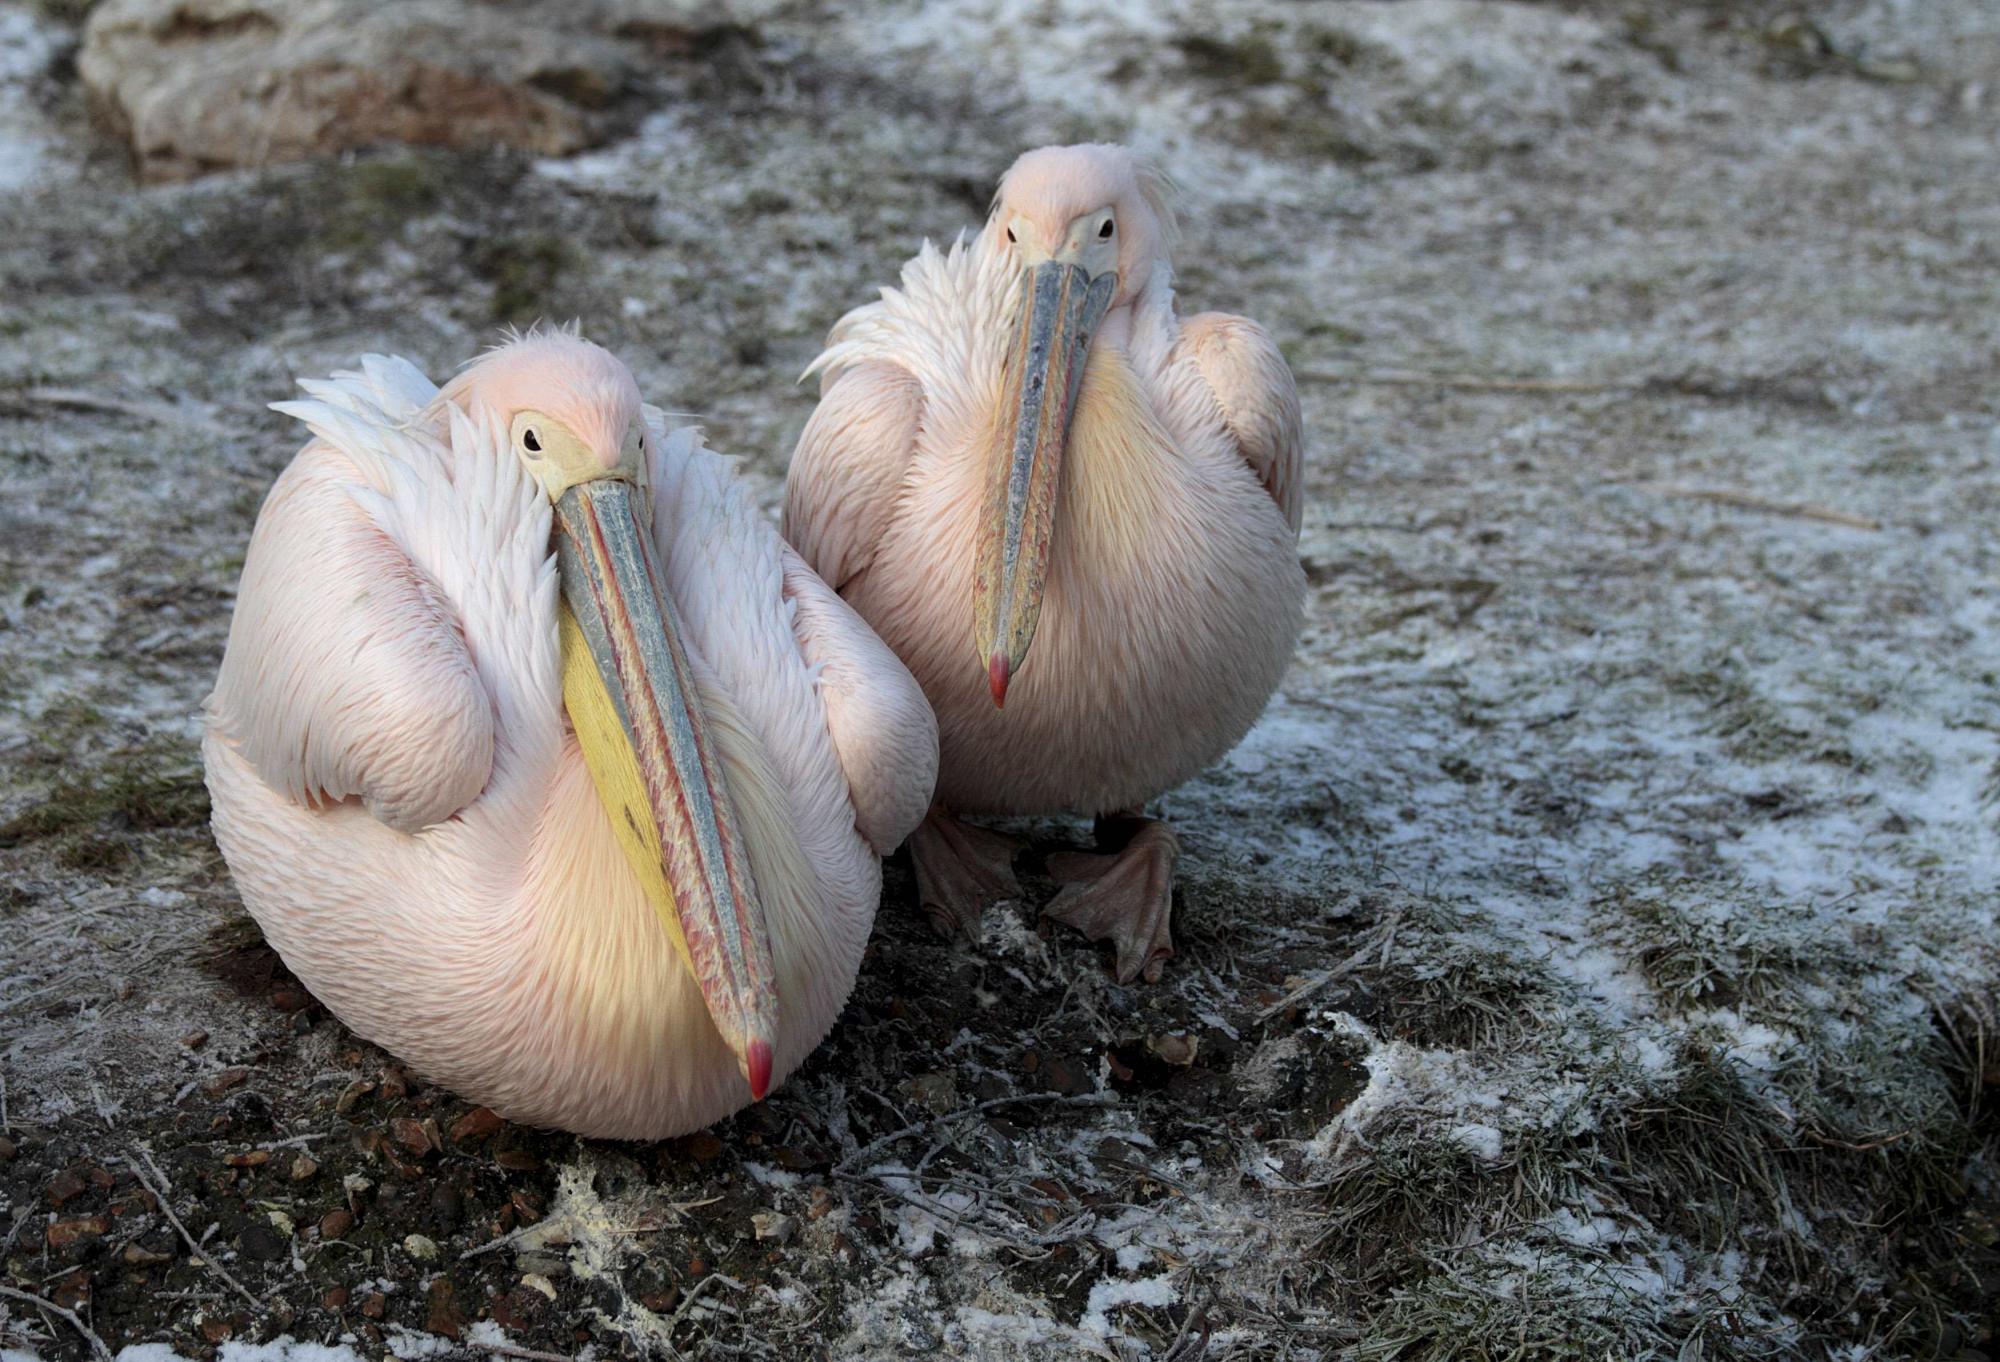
[1006,227,1016,243]
[1098,219,1115,239]
[522,428,542,453]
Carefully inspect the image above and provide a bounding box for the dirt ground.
[3,0,2000,1358]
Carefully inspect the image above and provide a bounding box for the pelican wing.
[207,358,498,833]
[781,360,925,593]
[780,547,938,855]
[1172,312,1305,536]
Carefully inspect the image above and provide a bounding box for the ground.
[3,0,2000,1358]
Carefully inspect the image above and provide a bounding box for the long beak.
[554,478,778,1101]
[973,261,1116,707]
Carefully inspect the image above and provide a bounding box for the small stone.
[494,1148,541,1172]
[322,1286,349,1310]
[449,1106,504,1144]
[359,1291,386,1320]
[905,1071,957,1114]
[202,1067,250,1097]
[200,1317,231,1344]
[270,986,312,1013]
[425,1277,464,1340]
[223,1148,271,1168]
[289,1153,319,1182]
[521,1273,558,1301]
[679,1131,724,1163]
[334,1079,376,1115]
[237,1220,285,1261]
[320,1208,355,1240]
[46,1167,88,1207]
[1147,1032,1199,1066]
[430,1182,464,1231]
[390,1117,434,1155]
[0,1136,16,1161]
[806,1186,836,1220]
[751,1211,795,1244]
[47,1215,112,1250]
[180,1029,208,1049]
[403,1232,440,1261]
[122,1241,171,1266]
[379,1067,410,1101]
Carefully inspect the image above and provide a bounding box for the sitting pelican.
[784,144,1304,984]
[203,332,937,1139]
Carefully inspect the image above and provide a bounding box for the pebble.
[449,1106,504,1143]
[47,1214,112,1249]
[320,1208,355,1240]
[46,1167,88,1207]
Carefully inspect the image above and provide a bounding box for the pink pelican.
[203,332,937,1138]
[784,144,1304,984]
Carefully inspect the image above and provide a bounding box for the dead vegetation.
[4,0,2000,1357]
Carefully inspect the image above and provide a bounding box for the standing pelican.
[203,332,937,1139]
[785,144,1304,984]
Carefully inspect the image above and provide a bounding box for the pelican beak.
[554,477,777,1101]
[974,260,1115,707]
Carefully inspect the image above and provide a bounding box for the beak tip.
[988,654,1010,708]
[745,1038,774,1102]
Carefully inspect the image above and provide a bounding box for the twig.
[472,1343,575,1362]
[0,1284,114,1362]
[836,1092,1115,1174]
[459,1219,554,1261]
[1256,911,1404,1024]
[1641,484,1881,531]
[125,1147,264,1312]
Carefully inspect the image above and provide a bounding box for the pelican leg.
[909,805,1024,940]
[1043,813,1178,984]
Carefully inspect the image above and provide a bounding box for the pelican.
[203,332,937,1139]
[784,144,1304,985]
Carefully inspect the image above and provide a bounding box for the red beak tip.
[745,1039,774,1102]
[988,655,1011,708]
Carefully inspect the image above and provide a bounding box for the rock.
[237,1219,285,1260]
[319,1207,354,1240]
[47,1214,112,1250]
[201,1067,250,1097]
[425,1277,464,1340]
[289,1152,318,1182]
[403,1232,440,1261]
[46,1167,88,1207]
[448,1106,504,1144]
[79,0,638,181]
[123,1240,172,1266]
[223,1148,270,1167]
[389,1116,435,1155]
[179,1029,208,1049]
[750,1211,794,1243]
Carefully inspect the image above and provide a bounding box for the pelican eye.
[1098,219,1114,239]
[522,428,542,454]
[1006,227,1016,243]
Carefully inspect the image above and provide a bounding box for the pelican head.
[442,336,777,1102]
[974,143,1176,706]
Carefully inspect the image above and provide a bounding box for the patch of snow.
[1080,1273,1178,1338]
